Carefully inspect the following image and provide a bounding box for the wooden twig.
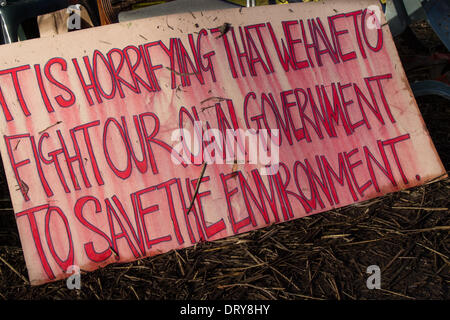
[215,22,231,39]
[200,96,225,104]
[165,66,199,77]
[15,180,29,198]
[0,254,29,285]
[14,140,20,151]
[186,162,208,215]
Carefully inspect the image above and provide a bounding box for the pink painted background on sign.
[0,0,445,284]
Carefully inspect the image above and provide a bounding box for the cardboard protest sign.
[0,0,445,285]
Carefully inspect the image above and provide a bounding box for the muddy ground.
[0,19,448,300]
